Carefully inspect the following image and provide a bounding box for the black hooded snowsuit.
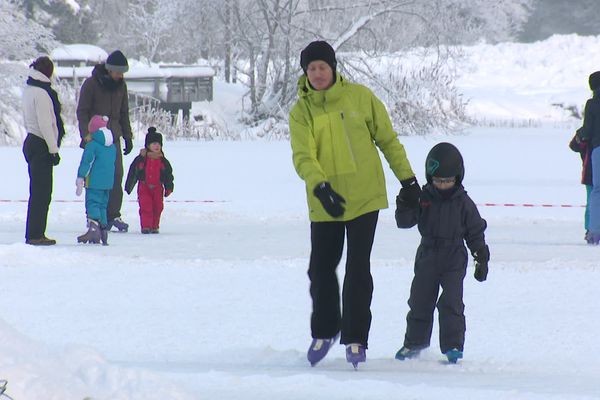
[395,183,487,353]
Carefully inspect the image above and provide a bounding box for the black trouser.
[107,139,124,220]
[308,210,378,347]
[404,243,468,353]
[23,134,53,240]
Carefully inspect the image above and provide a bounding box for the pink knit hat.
[88,115,108,134]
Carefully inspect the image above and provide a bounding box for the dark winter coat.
[125,149,174,195]
[76,64,133,148]
[578,94,600,150]
[396,184,487,255]
[570,128,593,186]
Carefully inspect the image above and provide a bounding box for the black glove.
[473,244,490,282]
[50,153,60,166]
[123,137,133,155]
[399,177,421,209]
[313,182,346,218]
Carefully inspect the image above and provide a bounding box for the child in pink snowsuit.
[124,127,174,233]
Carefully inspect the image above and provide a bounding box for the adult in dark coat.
[576,71,600,243]
[76,50,133,232]
[22,56,65,245]
[394,143,488,364]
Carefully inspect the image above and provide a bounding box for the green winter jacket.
[289,74,415,222]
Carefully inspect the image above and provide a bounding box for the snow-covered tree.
[0,0,56,144]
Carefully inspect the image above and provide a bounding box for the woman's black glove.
[399,177,421,209]
[50,153,60,166]
[313,182,346,218]
[473,244,490,282]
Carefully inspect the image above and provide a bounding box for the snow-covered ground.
[1,35,600,399]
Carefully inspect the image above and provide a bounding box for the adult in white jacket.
[22,56,65,245]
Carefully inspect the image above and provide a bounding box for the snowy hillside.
[1,35,600,399]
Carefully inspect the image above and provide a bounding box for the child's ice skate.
[100,225,109,246]
[77,219,101,244]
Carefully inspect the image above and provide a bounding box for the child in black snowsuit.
[394,142,489,364]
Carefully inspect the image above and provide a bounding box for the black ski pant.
[404,241,468,353]
[23,134,53,241]
[308,210,378,347]
[107,140,124,221]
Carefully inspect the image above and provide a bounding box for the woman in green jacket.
[289,41,420,368]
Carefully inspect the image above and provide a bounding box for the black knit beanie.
[145,127,163,148]
[300,41,337,74]
[106,50,129,73]
[589,71,600,91]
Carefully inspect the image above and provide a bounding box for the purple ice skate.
[107,217,129,232]
[307,333,339,366]
[345,343,366,369]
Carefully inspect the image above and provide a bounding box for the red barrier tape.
[0,199,228,203]
[477,203,585,208]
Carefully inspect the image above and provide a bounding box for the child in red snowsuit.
[125,127,174,233]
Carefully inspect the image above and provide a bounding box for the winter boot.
[141,228,151,234]
[444,348,463,364]
[100,226,109,246]
[150,228,159,234]
[77,219,101,244]
[395,346,421,361]
[307,333,339,366]
[345,343,366,369]
[107,217,129,232]
[26,236,56,246]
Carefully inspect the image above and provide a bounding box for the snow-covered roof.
[50,44,107,63]
[56,65,215,80]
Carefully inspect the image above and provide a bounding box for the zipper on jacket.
[340,111,357,166]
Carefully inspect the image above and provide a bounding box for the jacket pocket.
[313,112,357,177]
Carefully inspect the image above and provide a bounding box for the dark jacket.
[76,64,133,148]
[570,128,593,185]
[578,94,600,150]
[396,184,487,255]
[125,149,174,194]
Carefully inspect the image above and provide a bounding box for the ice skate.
[107,217,129,232]
[100,226,109,246]
[77,219,101,244]
[345,343,366,369]
[444,348,463,364]
[307,333,339,366]
[395,346,421,361]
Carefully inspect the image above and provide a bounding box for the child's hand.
[164,189,172,197]
[75,177,85,196]
[473,245,490,282]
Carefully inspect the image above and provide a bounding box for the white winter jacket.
[22,69,60,154]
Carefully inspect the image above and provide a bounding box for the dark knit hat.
[589,71,600,91]
[425,142,465,184]
[300,41,337,74]
[30,56,54,79]
[145,127,163,148]
[106,50,129,73]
